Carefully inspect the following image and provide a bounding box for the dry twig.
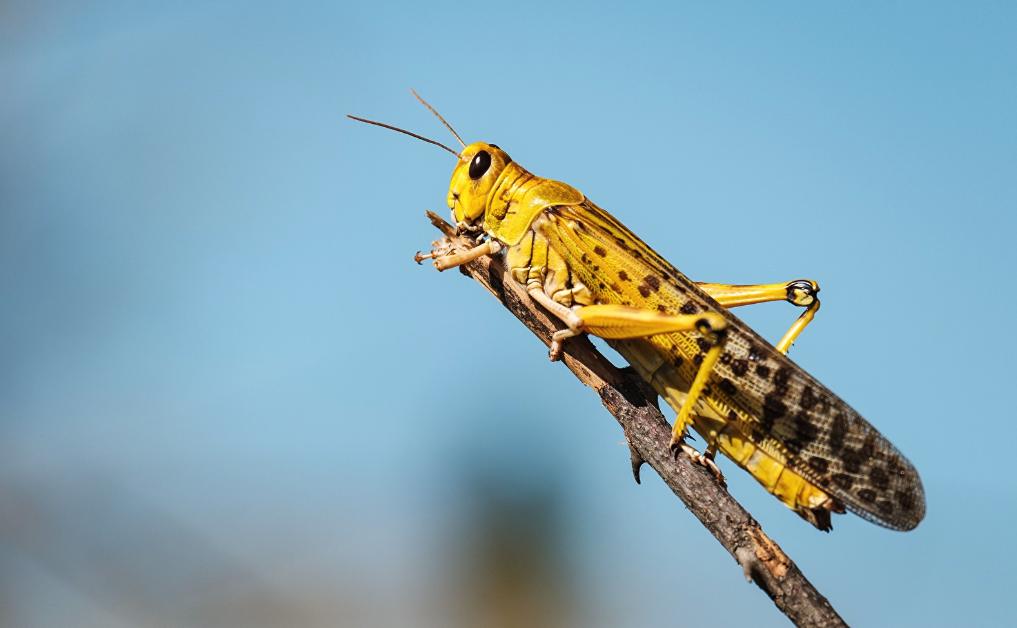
[423,211,848,628]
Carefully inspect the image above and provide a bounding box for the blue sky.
[1,1,1015,626]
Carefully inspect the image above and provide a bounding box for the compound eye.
[468,150,492,179]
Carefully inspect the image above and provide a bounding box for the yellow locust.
[349,93,925,531]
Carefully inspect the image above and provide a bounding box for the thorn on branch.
[628,438,646,484]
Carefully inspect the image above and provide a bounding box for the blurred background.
[2,1,1015,626]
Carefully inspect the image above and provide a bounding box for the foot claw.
[685,445,725,485]
[700,455,727,486]
[415,239,455,266]
[668,437,685,461]
[669,438,726,485]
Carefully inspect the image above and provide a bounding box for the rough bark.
[423,211,848,628]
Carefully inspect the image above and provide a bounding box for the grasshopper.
[349,93,925,531]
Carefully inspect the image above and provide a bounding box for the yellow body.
[441,141,925,531]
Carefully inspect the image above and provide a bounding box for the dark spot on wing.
[657,304,668,313]
[860,435,877,459]
[618,270,630,282]
[695,337,712,353]
[637,285,651,298]
[869,467,889,491]
[785,412,819,453]
[717,378,738,396]
[729,358,748,377]
[799,419,820,443]
[643,275,661,291]
[808,458,830,475]
[772,367,790,396]
[761,394,787,431]
[896,489,915,511]
[755,364,771,379]
[842,449,863,474]
[832,473,854,490]
[799,386,818,410]
[830,413,848,451]
[856,489,877,504]
[593,245,607,257]
[679,302,699,315]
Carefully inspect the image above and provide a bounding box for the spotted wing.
[543,201,925,530]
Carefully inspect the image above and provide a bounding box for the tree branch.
[423,211,849,628]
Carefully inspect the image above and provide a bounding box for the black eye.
[468,150,492,179]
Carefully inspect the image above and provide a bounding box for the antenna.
[346,115,461,158]
[410,89,466,149]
